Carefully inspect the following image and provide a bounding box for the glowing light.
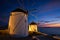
[29,25,37,32]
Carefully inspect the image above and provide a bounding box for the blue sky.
[0,0,60,27]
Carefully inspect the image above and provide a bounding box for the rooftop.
[11,8,28,14]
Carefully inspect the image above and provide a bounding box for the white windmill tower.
[8,8,28,37]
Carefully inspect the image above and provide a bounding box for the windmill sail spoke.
[29,13,38,19]
[17,0,25,9]
[29,13,40,23]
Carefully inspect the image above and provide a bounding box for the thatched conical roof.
[11,8,28,14]
[30,22,37,25]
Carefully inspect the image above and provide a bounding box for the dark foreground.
[0,30,58,40]
[0,34,57,40]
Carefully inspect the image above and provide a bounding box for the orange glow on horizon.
[46,23,60,27]
[40,23,60,27]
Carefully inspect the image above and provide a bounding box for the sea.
[38,27,60,35]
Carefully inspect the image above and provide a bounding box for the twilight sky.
[0,0,60,27]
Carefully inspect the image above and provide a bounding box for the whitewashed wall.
[8,12,28,37]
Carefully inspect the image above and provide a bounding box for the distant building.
[29,22,38,32]
[8,8,28,37]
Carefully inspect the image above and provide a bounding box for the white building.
[29,22,38,32]
[8,8,28,37]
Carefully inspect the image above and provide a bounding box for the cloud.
[40,20,57,23]
[56,16,60,18]
[38,20,60,27]
[38,23,60,27]
[40,21,51,23]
